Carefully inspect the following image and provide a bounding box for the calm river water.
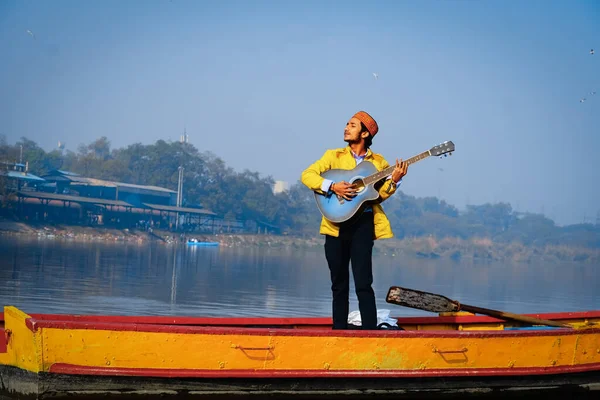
[1,236,597,317]
[0,236,599,400]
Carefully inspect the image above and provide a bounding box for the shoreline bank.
[1,219,598,264]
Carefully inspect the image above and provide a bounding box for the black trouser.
[324,211,377,330]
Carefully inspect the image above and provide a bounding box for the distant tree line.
[1,135,598,248]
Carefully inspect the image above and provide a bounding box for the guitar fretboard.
[362,150,431,186]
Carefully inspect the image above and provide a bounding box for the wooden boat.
[1,305,599,399]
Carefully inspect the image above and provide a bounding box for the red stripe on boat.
[22,317,598,338]
[25,310,600,326]
[48,362,600,378]
[29,313,333,326]
[25,318,35,332]
[0,329,6,353]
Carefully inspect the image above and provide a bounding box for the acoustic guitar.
[314,141,455,223]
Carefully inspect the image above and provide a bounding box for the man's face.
[344,117,368,144]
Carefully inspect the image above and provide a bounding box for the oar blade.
[386,286,459,313]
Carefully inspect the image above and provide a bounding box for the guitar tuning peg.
[444,154,447,157]
[449,152,452,156]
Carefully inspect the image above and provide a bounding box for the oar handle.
[459,304,572,328]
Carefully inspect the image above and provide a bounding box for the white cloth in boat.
[347,309,398,327]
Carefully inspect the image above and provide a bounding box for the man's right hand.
[332,181,357,200]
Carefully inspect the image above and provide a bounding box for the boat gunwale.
[21,316,600,338]
[4,309,600,326]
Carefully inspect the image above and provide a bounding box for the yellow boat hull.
[1,306,599,398]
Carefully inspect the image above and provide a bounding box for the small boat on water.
[1,304,599,398]
[186,238,219,246]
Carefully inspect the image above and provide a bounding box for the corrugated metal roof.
[43,174,176,194]
[143,203,216,216]
[113,181,177,193]
[17,191,133,207]
[4,171,45,182]
[55,170,80,176]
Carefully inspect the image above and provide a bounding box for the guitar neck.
[363,150,431,186]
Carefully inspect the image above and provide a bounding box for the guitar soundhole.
[352,179,366,193]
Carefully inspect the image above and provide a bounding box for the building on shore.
[2,168,280,235]
[41,170,177,206]
[0,162,45,192]
[3,169,217,232]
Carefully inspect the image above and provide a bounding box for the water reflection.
[0,236,597,317]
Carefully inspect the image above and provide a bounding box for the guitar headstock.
[429,141,455,158]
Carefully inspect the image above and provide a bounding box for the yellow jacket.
[301,146,396,239]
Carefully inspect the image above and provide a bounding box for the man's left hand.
[392,158,408,183]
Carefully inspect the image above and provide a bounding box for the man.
[301,111,408,330]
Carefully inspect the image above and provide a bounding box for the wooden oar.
[386,286,572,329]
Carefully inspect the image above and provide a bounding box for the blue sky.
[1,0,598,225]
